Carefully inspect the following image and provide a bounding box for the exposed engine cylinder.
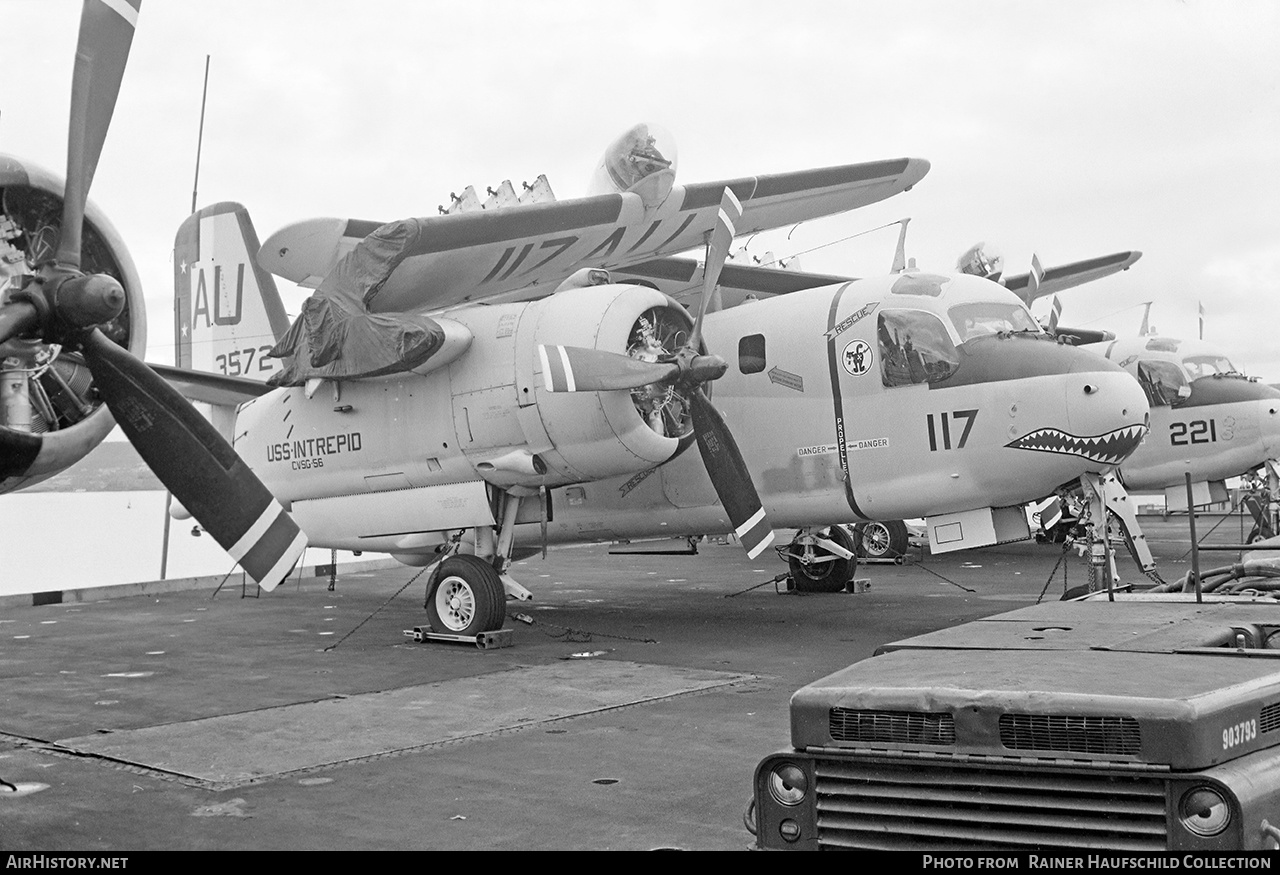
[517,283,695,483]
[0,157,145,490]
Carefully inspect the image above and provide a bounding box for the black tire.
[788,526,857,593]
[855,520,910,560]
[426,555,507,635]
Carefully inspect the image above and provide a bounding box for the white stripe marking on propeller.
[256,530,309,592]
[101,0,140,27]
[228,501,283,562]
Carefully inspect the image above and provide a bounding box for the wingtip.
[902,157,931,190]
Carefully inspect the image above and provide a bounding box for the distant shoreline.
[20,440,163,493]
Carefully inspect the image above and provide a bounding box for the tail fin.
[173,202,291,381]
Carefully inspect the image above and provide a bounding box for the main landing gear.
[779,526,858,592]
[426,554,508,636]
[421,490,539,636]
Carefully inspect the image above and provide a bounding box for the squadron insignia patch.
[841,339,873,376]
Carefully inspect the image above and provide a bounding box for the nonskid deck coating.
[54,660,752,787]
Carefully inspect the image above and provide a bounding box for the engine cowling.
[0,155,145,492]
[511,282,695,485]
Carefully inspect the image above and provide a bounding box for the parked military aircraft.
[161,140,1151,634]
[611,239,1147,561]
[0,0,307,589]
[1087,332,1280,508]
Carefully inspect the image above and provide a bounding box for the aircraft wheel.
[855,520,909,560]
[788,526,856,593]
[427,555,507,635]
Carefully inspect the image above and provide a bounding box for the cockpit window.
[878,310,960,388]
[1183,354,1237,380]
[1137,359,1190,407]
[948,302,1041,342]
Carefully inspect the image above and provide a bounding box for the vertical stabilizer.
[173,202,291,381]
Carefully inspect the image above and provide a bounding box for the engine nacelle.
[586,123,678,209]
[0,155,145,492]
[512,283,694,485]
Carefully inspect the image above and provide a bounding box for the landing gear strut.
[421,489,539,635]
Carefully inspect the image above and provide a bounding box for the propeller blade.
[0,301,41,346]
[57,0,142,269]
[538,344,677,393]
[80,329,307,590]
[689,387,774,559]
[689,187,742,351]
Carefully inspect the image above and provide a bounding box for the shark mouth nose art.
[1005,425,1147,466]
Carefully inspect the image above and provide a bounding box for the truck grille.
[829,709,955,745]
[1261,702,1280,735]
[814,759,1168,850]
[999,713,1141,756]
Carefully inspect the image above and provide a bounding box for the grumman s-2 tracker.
[0,2,1151,638]
[747,584,1280,852]
[164,172,1153,637]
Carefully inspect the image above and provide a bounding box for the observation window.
[739,334,766,375]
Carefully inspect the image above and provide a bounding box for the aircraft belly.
[292,481,496,552]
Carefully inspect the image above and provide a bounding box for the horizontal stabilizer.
[149,363,275,406]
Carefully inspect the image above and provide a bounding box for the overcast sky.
[4,0,1277,377]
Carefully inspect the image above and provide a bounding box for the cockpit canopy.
[1183,352,1238,380]
[875,272,1046,389]
[948,301,1041,343]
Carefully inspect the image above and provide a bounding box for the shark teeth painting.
[1005,424,1147,467]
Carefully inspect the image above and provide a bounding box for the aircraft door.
[829,303,960,517]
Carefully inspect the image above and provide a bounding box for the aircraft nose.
[1062,365,1150,467]
[947,338,1149,470]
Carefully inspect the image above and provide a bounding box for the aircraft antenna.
[1139,301,1153,336]
[190,55,211,214]
[163,53,212,581]
[890,218,911,273]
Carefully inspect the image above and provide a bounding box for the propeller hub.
[683,353,728,385]
[54,273,126,329]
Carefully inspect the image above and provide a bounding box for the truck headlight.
[768,763,808,806]
[1179,787,1231,837]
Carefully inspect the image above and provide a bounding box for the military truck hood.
[792,598,1280,771]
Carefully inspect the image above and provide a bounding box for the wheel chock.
[404,627,514,649]
[844,578,872,594]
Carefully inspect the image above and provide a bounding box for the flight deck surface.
[0,517,1244,851]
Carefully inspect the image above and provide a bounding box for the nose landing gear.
[780,526,858,593]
